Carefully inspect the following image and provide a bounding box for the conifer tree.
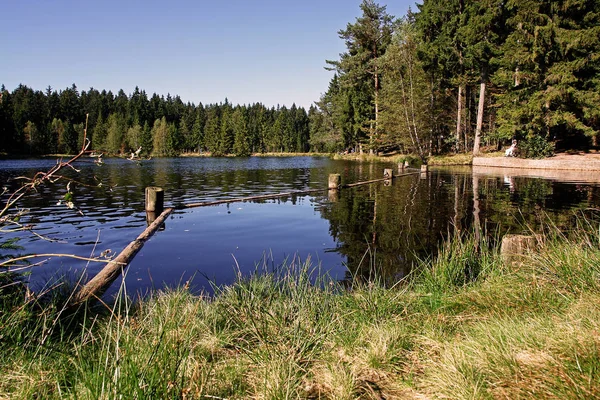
[232,107,250,156]
[327,0,394,154]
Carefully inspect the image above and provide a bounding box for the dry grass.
[3,223,600,398]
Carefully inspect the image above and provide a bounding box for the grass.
[427,153,474,166]
[2,219,600,398]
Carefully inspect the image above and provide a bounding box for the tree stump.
[500,234,538,265]
[383,169,393,179]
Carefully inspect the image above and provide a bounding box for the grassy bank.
[2,220,600,398]
[332,152,476,167]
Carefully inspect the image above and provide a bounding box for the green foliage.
[520,134,556,159]
[105,113,126,154]
[151,117,170,156]
[0,84,312,157]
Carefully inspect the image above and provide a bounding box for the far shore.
[6,150,600,173]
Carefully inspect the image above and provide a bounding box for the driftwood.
[72,207,173,304]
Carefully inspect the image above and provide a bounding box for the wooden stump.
[328,174,341,190]
[501,234,538,265]
[145,186,164,214]
[421,164,429,172]
[383,168,393,179]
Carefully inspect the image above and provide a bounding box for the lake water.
[2,156,599,296]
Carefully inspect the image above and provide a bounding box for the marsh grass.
[2,219,600,398]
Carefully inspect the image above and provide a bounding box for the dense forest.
[0,85,310,157]
[1,0,599,158]
[313,0,600,158]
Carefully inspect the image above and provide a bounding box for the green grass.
[2,221,600,398]
[427,153,474,166]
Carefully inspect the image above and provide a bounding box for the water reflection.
[1,157,599,295]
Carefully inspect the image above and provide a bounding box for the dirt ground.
[551,151,600,161]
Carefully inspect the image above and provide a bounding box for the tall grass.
[2,218,600,398]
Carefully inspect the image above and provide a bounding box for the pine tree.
[203,106,220,154]
[327,1,395,154]
[379,19,429,155]
[232,107,250,156]
[191,105,205,153]
[494,0,600,155]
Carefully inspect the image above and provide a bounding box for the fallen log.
[72,207,173,304]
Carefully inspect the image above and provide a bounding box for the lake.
[1,156,599,296]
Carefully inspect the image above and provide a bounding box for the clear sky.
[2,0,418,109]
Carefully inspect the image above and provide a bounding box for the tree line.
[311,0,600,158]
[2,0,598,159]
[0,84,311,157]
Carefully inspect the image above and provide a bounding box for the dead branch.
[0,253,121,271]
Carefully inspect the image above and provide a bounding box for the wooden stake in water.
[328,174,341,190]
[383,169,394,179]
[145,187,164,214]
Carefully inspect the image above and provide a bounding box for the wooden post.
[328,174,341,190]
[420,164,428,172]
[398,162,405,174]
[145,187,164,214]
[383,169,393,179]
[404,160,410,169]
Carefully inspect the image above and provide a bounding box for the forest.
[1,0,599,159]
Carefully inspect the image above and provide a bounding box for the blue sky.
[2,0,418,108]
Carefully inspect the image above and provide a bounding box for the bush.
[519,135,555,159]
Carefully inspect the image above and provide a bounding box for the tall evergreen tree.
[232,107,251,156]
[494,0,600,155]
[327,0,395,153]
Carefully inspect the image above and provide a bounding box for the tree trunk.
[473,67,487,156]
[456,84,463,153]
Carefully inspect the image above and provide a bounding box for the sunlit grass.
[428,153,474,165]
[2,219,600,398]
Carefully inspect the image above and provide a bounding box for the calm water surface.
[1,156,599,296]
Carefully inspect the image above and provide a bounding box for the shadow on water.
[2,157,600,296]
